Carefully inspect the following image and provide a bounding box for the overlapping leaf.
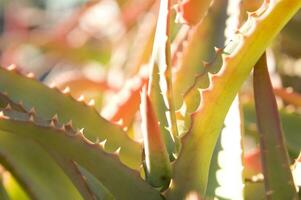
[166,1,301,199]
[0,109,162,200]
[0,67,142,169]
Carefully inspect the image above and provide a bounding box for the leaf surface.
[253,53,297,199]
[0,67,142,170]
[0,110,162,200]
[166,1,301,199]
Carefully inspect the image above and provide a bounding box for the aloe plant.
[0,0,300,199]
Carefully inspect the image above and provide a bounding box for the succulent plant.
[0,0,300,199]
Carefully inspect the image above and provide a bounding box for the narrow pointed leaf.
[148,0,179,158]
[140,88,171,189]
[253,53,297,199]
[75,165,115,200]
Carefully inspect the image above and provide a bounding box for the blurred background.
[0,0,300,199]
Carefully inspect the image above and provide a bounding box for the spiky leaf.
[0,67,142,169]
[166,1,301,199]
[0,110,162,200]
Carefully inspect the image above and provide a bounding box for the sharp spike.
[50,114,59,127]
[51,114,58,122]
[77,95,85,102]
[29,114,34,122]
[7,64,16,71]
[114,147,121,155]
[62,87,71,94]
[75,129,84,136]
[4,104,12,111]
[115,119,124,126]
[28,108,36,116]
[64,120,73,130]
[26,72,35,78]
[49,83,56,89]
[0,111,5,119]
[88,99,95,106]
[49,119,56,127]
[79,128,84,134]
[99,139,107,148]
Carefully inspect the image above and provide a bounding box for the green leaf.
[0,93,112,199]
[75,165,115,200]
[173,0,228,110]
[0,67,142,170]
[148,0,179,158]
[166,1,301,199]
[47,150,113,200]
[0,110,162,200]
[0,132,82,200]
[2,173,29,200]
[253,53,297,199]
[140,88,171,189]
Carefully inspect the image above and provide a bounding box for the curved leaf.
[0,93,110,200]
[0,67,142,170]
[148,0,179,158]
[166,1,301,199]
[0,110,162,200]
[253,53,297,199]
[140,88,171,189]
[0,132,82,200]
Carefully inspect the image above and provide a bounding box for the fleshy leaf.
[173,0,228,111]
[148,0,179,158]
[166,0,301,199]
[253,53,297,199]
[140,87,171,189]
[0,132,82,200]
[0,67,142,170]
[0,110,162,200]
[0,94,110,200]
